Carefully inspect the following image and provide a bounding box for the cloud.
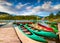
[0,0,21,15]
[5,2,12,6]
[32,1,52,12]
[32,6,41,12]
[16,3,29,9]
[20,12,34,16]
[0,0,5,2]
[37,0,40,3]
[26,6,32,10]
[24,1,60,16]
[53,4,60,10]
[0,0,12,6]
[0,5,15,14]
[42,1,51,10]
[31,1,60,12]
[0,0,60,16]
[41,1,60,11]
[0,0,17,14]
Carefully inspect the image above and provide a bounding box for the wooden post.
[57,23,60,43]
[58,23,60,39]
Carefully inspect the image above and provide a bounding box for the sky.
[0,0,60,16]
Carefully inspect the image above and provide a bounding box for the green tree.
[49,13,54,19]
[56,11,60,18]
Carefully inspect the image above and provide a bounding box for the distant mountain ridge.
[0,12,43,17]
[0,12,8,14]
[0,12,42,20]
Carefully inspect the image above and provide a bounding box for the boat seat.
[22,29,28,31]
[27,25,40,31]
[24,31,31,34]
[20,25,32,35]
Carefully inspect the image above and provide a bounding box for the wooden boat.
[38,23,53,32]
[24,24,58,39]
[50,24,58,33]
[18,23,47,42]
[30,23,53,32]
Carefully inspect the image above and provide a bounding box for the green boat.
[50,24,58,33]
[51,22,57,25]
[24,24,58,39]
[18,23,47,43]
[45,22,57,25]
[44,22,58,33]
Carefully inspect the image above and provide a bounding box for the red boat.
[38,23,53,32]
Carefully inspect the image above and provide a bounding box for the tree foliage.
[45,11,60,22]
[0,12,41,20]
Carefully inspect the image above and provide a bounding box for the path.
[0,23,20,43]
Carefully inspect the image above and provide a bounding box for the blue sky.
[0,0,60,16]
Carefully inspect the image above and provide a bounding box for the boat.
[18,23,47,42]
[24,24,58,39]
[31,23,53,32]
[44,22,58,33]
[38,23,53,32]
[50,24,58,33]
[0,22,6,27]
[39,20,49,27]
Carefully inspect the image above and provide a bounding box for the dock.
[0,23,21,43]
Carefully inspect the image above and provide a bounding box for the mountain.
[0,12,8,14]
[0,12,42,20]
[0,12,12,16]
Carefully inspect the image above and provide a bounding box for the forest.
[0,11,60,22]
[45,11,60,22]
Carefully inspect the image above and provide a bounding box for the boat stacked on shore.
[14,22,58,43]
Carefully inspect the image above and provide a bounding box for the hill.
[0,12,42,20]
[44,11,60,22]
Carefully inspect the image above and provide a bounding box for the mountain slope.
[0,12,42,20]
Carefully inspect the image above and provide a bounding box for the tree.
[49,13,54,19]
[56,11,60,18]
